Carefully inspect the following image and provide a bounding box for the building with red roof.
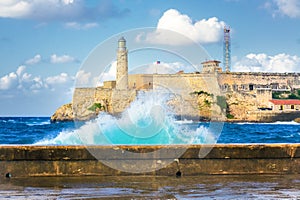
[269,99,300,111]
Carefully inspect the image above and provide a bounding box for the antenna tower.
[223,26,231,72]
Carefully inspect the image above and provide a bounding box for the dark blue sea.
[0,117,300,145]
[1,116,300,199]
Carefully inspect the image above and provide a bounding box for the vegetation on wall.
[194,91,236,120]
[216,95,235,119]
[216,96,227,110]
[226,113,235,119]
[204,99,211,106]
[88,103,103,112]
[272,89,300,100]
[192,90,213,97]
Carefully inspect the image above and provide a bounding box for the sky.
[0,0,300,116]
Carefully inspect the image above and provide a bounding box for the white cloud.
[30,76,44,92]
[64,22,99,30]
[99,61,116,83]
[140,9,226,45]
[233,53,300,72]
[0,0,81,20]
[0,65,74,92]
[50,54,75,64]
[0,71,18,90]
[0,0,31,18]
[130,61,193,74]
[75,61,117,87]
[16,65,26,76]
[62,0,74,4]
[0,65,75,115]
[0,0,129,21]
[275,0,300,18]
[266,0,300,18]
[75,70,92,86]
[45,73,71,85]
[25,54,41,65]
[75,69,104,87]
[24,53,77,65]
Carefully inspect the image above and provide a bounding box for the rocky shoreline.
[51,102,300,123]
[50,103,73,122]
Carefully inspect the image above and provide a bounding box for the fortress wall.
[152,74,219,93]
[71,88,137,119]
[111,89,137,114]
[0,144,299,177]
[150,74,224,120]
[128,74,154,90]
[128,73,300,94]
[152,74,190,91]
[256,89,272,107]
[245,110,300,122]
[140,72,300,94]
[151,75,201,119]
[94,88,113,112]
[73,88,96,120]
[68,72,300,121]
[218,73,300,90]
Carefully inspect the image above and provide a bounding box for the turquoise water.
[1,116,300,144]
[1,91,300,145]
[1,117,300,144]
[0,91,299,199]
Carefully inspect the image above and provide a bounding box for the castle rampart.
[51,38,300,122]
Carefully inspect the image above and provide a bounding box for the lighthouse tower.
[116,37,128,90]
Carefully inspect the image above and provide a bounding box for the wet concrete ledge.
[0,144,299,177]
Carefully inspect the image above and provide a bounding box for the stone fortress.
[51,37,300,122]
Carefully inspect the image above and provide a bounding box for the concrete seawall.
[0,144,299,177]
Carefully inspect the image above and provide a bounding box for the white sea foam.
[237,121,300,125]
[36,91,215,145]
[175,119,194,124]
[27,121,51,126]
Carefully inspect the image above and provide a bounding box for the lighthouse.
[116,37,128,90]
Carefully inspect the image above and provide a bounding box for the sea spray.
[36,91,216,145]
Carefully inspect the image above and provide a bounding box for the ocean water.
[1,91,300,199]
[1,91,300,145]
[0,117,300,145]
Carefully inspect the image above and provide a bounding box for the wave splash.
[36,91,216,145]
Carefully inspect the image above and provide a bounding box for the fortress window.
[249,84,254,91]
[222,84,229,91]
[291,105,295,109]
[280,105,283,110]
[233,84,238,91]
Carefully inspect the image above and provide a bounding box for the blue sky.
[0,0,300,116]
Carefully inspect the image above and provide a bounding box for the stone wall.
[73,88,96,120]
[1,144,299,177]
[128,74,153,90]
[256,89,272,107]
[244,110,300,122]
[52,72,300,122]
[94,88,113,112]
[218,72,300,91]
[72,88,137,119]
[111,89,137,114]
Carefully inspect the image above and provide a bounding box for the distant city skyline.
[0,0,299,116]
